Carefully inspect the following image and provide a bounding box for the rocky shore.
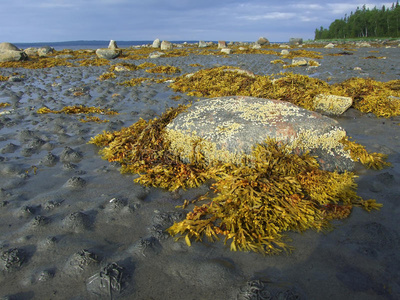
[0,40,400,299]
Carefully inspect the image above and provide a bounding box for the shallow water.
[0,45,400,299]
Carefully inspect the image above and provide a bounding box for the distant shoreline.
[12,40,282,50]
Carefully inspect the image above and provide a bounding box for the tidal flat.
[0,43,400,299]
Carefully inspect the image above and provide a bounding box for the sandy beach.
[0,42,400,299]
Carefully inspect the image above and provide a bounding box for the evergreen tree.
[315,2,400,39]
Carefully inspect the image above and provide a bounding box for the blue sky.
[1,0,394,43]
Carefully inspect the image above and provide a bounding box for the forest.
[315,1,400,39]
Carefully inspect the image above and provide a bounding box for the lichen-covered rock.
[0,42,20,51]
[152,38,161,48]
[220,48,232,54]
[165,96,354,172]
[38,46,54,57]
[95,48,121,59]
[198,40,207,48]
[108,40,118,49]
[256,37,269,45]
[160,40,173,50]
[0,50,28,62]
[314,94,353,116]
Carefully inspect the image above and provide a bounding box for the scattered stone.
[289,38,303,45]
[23,47,38,56]
[160,40,173,50]
[108,40,118,49]
[218,41,227,49]
[324,43,335,49]
[95,48,121,59]
[220,48,232,54]
[291,57,308,66]
[281,49,290,55]
[148,51,165,59]
[313,94,353,116]
[152,38,161,48]
[38,46,54,57]
[198,41,207,48]
[279,44,290,48]
[358,42,371,47]
[165,96,354,172]
[0,50,28,62]
[251,44,261,49]
[256,37,269,45]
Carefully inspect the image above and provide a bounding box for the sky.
[1,0,394,43]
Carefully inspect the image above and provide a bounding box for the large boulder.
[152,38,161,48]
[198,41,207,48]
[38,46,54,57]
[0,50,28,62]
[95,48,121,59]
[256,37,269,45]
[108,40,118,49]
[165,96,354,172]
[160,40,173,50]
[0,42,20,51]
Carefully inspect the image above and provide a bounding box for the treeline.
[315,1,400,39]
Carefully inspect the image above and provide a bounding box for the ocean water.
[13,40,216,50]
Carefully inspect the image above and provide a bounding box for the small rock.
[281,49,290,55]
[313,94,353,116]
[148,51,165,59]
[251,44,261,49]
[95,48,121,59]
[291,58,308,66]
[220,48,232,54]
[324,43,335,49]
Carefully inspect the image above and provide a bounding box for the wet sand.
[0,44,400,299]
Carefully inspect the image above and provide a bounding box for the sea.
[13,40,281,51]
[13,40,218,51]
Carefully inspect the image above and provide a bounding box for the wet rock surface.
[0,43,399,299]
